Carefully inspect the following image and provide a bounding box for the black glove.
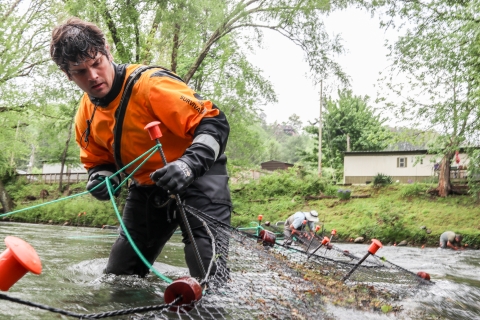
[86,171,121,201]
[150,160,195,194]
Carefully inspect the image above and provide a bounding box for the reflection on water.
[0,222,479,319]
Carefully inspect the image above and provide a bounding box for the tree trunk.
[0,179,14,213]
[183,29,220,84]
[437,153,453,197]
[170,23,181,73]
[58,104,77,193]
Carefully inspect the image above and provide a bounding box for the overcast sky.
[248,7,399,126]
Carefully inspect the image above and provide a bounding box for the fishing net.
[135,206,325,320]
[132,207,432,320]
[274,231,432,294]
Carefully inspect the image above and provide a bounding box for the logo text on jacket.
[180,95,206,114]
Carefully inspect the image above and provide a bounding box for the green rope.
[0,146,159,219]
[0,190,90,218]
[0,144,173,284]
[106,178,173,283]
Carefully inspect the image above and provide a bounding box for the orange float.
[368,239,383,255]
[0,236,42,291]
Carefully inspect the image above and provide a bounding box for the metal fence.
[16,173,88,184]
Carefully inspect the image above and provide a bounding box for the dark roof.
[260,160,294,165]
[344,150,428,156]
[345,146,480,156]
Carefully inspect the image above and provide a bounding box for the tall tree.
[0,0,60,211]
[375,0,480,196]
[65,0,348,85]
[301,89,392,170]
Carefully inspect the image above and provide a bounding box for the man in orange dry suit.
[50,18,231,280]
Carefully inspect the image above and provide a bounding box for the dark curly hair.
[50,17,109,75]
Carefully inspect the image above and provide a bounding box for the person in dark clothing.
[50,17,231,280]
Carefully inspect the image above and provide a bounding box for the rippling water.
[0,222,478,319]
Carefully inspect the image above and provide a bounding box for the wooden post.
[318,80,323,177]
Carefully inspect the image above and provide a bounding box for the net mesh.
[135,208,432,320]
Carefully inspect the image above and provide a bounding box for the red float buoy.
[164,277,202,312]
[321,236,330,246]
[417,271,430,281]
[259,230,276,247]
[0,236,42,291]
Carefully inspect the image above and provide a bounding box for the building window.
[412,157,423,165]
[397,157,407,168]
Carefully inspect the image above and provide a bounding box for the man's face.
[67,53,114,98]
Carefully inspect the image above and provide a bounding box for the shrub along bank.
[3,170,480,248]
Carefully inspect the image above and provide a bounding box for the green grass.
[232,175,480,248]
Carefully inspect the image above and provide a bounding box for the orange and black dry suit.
[75,63,231,279]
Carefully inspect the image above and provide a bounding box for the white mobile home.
[343,150,468,184]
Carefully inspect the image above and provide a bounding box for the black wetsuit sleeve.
[180,106,230,178]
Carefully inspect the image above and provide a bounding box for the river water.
[0,222,478,320]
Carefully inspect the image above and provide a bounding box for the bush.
[400,183,427,198]
[324,184,339,197]
[373,173,393,187]
[234,168,331,198]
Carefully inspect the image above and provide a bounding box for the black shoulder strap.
[113,65,159,171]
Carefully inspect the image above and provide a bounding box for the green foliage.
[381,305,392,313]
[345,202,426,244]
[373,173,393,187]
[467,149,480,200]
[12,195,117,227]
[376,0,480,193]
[231,168,333,227]
[399,183,428,198]
[259,115,312,165]
[301,89,392,170]
[235,168,328,199]
[4,180,118,226]
[323,184,339,197]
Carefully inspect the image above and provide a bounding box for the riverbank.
[231,178,480,248]
[2,176,480,248]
